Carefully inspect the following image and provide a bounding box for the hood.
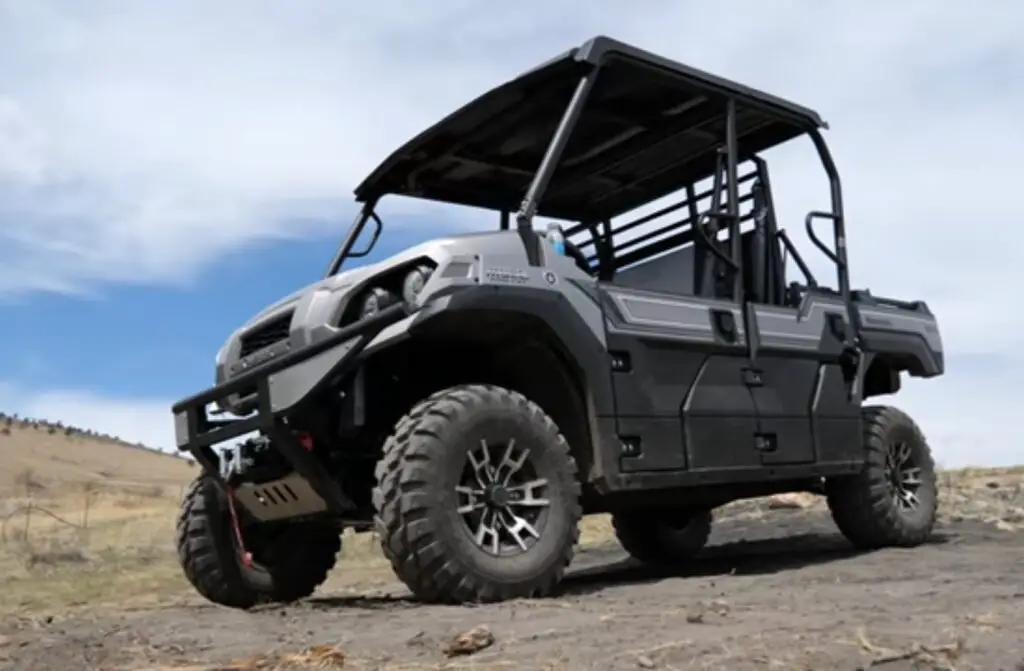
[234,235,471,333]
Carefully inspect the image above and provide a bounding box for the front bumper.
[170,302,410,508]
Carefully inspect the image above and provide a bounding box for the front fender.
[361,284,616,417]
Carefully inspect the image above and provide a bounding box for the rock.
[1004,507,1024,522]
[765,492,818,510]
[281,645,345,668]
[708,599,730,615]
[406,630,432,648]
[442,625,495,658]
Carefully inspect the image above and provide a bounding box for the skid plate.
[233,472,328,521]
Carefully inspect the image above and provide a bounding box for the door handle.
[710,309,737,343]
[826,312,848,341]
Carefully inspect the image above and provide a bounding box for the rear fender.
[854,294,944,378]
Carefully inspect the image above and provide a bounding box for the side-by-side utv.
[171,35,944,609]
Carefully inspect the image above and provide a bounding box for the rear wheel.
[176,475,341,609]
[825,405,938,549]
[373,384,582,604]
[612,509,712,566]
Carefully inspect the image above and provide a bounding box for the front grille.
[238,311,293,358]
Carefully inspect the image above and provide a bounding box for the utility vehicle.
[172,36,944,609]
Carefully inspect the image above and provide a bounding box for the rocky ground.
[3,501,1023,671]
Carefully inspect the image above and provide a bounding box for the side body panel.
[600,285,759,474]
[204,226,913,498]
[748,291,862,467]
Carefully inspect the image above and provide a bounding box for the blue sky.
[1,1,1022,467]
[0,219,460,398]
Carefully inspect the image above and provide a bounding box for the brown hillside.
[0,413,194,496]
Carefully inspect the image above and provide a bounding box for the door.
[745,290,861,465]
[600,281,760,474]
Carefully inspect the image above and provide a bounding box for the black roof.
[354,36,827,221]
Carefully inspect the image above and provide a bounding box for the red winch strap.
[225,488,253,568]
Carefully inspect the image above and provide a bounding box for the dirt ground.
[4,421,1023,669]
[3,504,1023,671]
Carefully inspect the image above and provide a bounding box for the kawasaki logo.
[484,267,529,284]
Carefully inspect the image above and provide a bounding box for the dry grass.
[0,418,626,619]
[0,421,194,496]
[0,422,195,616]
[5,465,1022,623]
[0,486,624,618]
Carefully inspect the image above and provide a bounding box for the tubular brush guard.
[170,302,411,513]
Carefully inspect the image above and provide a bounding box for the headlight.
[359,287,396,319]
[401,264,434,305]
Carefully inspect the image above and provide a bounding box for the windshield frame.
[323,198,383,276]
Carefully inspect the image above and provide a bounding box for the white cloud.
[0,381,174,452]
[2,1,1022,465]
[0,3,1018,312]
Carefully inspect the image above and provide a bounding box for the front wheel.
[825,405,938,549]
[373,384,582,604]
[176,475,341,609]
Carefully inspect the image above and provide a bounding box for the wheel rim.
[456,438,551,557]
[885,439,923,512]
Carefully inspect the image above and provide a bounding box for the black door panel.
[606,334,706,417]
[747,293,862,467]
[684,356,760,470]
[811,363,862,463]
[746,357,818,464]
[601,286,759,474]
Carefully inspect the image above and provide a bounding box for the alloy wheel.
[456,438,551,556]
[885,439,923,512]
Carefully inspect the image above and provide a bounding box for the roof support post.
[516,69,600,231]
[724,97,743,302]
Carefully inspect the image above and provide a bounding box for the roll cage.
[329,35,852,328]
